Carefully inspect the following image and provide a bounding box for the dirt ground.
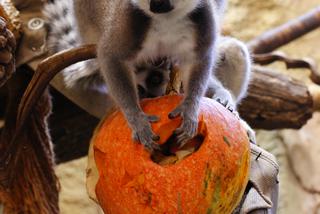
[56,1,320,213]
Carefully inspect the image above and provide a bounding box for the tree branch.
[247,7,320,54]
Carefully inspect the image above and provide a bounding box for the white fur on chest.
[135,17,196,63]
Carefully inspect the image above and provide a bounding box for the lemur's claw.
[131,113,160,152]
[227,105,234,113]
[216,98,225,106]
[134,131,161,152]
[232,110,240,119]
[169,103,198,148]
[213,91,236,114]
[239,119,256,144]
[168,108,181,119]
[215,96,234,108]
[247,128,256,144]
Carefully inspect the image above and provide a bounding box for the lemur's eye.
[146,71,163,87]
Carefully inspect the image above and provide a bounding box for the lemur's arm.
[168,3,225,146]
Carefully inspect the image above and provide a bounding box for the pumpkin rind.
[94,95,250,214]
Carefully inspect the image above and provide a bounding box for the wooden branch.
[253,52,320,84]
[239,66,313,129]
[15,45,97,142]
[309,85,320,111]
[247,6,320,54]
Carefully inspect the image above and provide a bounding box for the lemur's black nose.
[150,0,174,14]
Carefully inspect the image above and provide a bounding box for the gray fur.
[44,0,254,150]
[43,0,170,94]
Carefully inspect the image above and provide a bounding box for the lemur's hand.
[169,101,198,148]
[0,17,16,87]
[213,88,236,113]
[130,112,161,152]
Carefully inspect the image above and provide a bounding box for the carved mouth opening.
[151,121,207,165]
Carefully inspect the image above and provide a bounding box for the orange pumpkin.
[93,95,250,214]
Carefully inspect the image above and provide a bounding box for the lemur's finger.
[151,142,161,151]
[173,128,184,135]
[227,105,234,113]
[152,134,160,141]
[148,115,160,123]
[168,108,182,119]
[215,97,228,107]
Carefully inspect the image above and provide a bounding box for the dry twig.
[248,6,320,54]
[253,52,320,84]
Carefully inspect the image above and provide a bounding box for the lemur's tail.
[43,0,79,53]
[43,0,102,90]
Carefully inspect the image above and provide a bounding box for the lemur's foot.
[213,88,236,113]
[240,119,256,144]
[131,113,161,152]
[169,102,198,147]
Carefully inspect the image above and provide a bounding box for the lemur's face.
[135,59,171,99]
[133,0,200,16]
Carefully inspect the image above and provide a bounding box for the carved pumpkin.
[92,95,250,214]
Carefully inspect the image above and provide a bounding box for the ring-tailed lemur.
[44,0,171,97]
[44,0,253,151]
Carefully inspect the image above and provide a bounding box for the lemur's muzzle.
[150,0,174,14]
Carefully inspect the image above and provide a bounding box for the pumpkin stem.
[165,65,182,95]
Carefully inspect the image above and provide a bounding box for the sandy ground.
[56,1,320,213]
[55,159,103,214]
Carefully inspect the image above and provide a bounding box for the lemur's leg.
[206,36,255,143]
[215,36,251,104]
